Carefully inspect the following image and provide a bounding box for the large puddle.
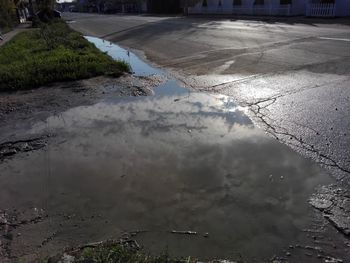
[0,38,333,262]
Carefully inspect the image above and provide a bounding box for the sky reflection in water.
[0,89,332,261]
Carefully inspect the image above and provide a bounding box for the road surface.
[65,13,350,183]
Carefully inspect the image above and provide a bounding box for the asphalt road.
[64,12,350,183]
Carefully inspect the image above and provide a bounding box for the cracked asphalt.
[65,12,350,183]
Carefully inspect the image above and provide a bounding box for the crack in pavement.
[197,60,350,94]
[246,75,350,105]
[176,72,350,181]
[246,91,350,180]
[310,185,350,237]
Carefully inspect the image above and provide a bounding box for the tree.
[34,0,59,22]
[0,0,17,30]
[36,0,55,12]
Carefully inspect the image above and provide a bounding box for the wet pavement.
[65,13,350,184]
[0,38,349,263]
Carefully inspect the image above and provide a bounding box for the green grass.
[53,241,197,263]
[0,20,131,91]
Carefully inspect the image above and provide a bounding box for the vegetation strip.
[0,20,130,91]
[49,240,198,263]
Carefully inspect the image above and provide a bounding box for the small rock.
[171,230,197,235]
[309,197,333,210]
[60,253,75,263]
[324,257,343,263]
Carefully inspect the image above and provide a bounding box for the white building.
[187,0,350,17]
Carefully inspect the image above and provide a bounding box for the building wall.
[335,0,350,16]
[291,0,306,15]
[147,0,182,13]
[188,0,350,16]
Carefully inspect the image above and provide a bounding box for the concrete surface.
[0,23,31,47]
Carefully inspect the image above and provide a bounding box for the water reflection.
[85,36,164,77]
[0,91,332,261]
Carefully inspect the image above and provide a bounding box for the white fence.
[306,3,335,17]
[188,4,291,16]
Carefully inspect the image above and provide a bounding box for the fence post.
[327,3,330,16]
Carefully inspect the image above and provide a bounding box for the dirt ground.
[0,75,163,125]
[0,74,165,158]
[0,74,166,262]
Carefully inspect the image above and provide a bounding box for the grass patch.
[0,20,131,91]
[50,241,197,263]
